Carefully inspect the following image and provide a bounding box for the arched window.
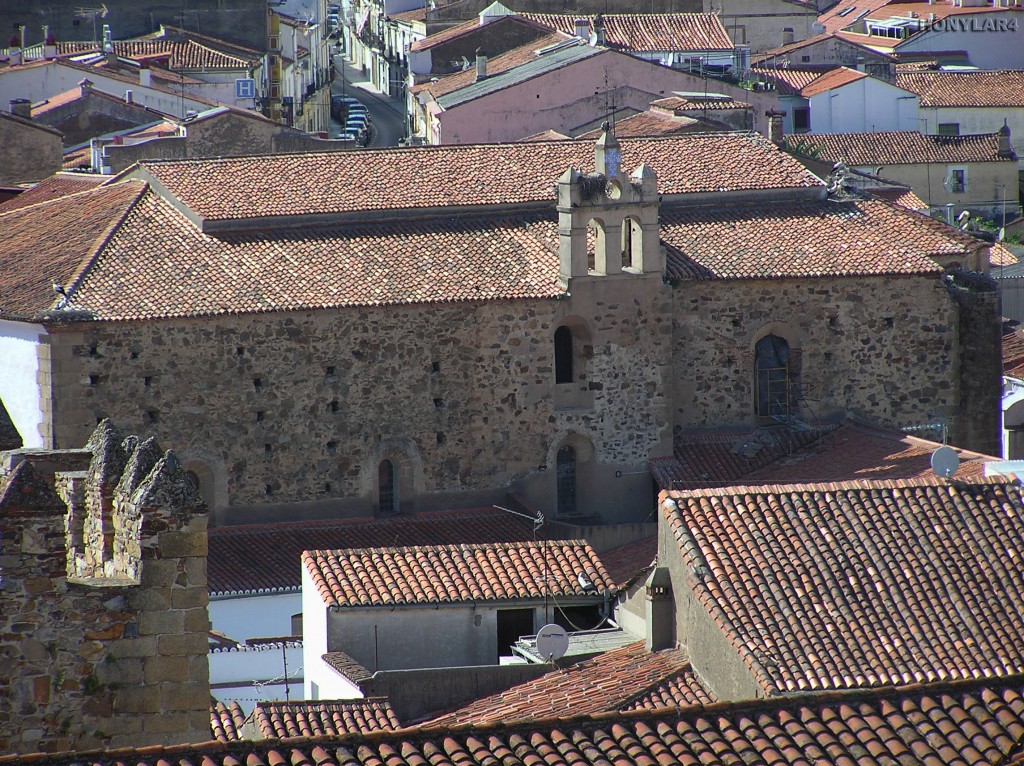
[556,445,577,517]
[554,326,574,383]
[378,459,397,514]
[621,217,641,269]
[755,334,790,417]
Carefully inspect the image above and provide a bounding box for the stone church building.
[0,130,1002,526]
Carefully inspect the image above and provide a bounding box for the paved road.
[330,54,407,148]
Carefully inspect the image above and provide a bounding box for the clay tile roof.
[896,70,1024,107]
[1004,319,1024,378]
[55,38,256,69]
[14,676,1024,766]
[595,536,657,587]
[209,702,247,742]
[0,172,106,212]
[800,65,868,96]
[520,12,734,51]
[412,31,577,99]
[254,699,401,738]
[130,133,819,223]
[409,14,552,52]
[661,197,966,281]
[390,7,426,23]
[208,508,545,596]
[0,398,22,450]
[302,540,614,607]
[867,185,927,210]
[577,110,703,138]
[751,64,835,95]
[650,95,752,111]
[0,180,147,319]
[790,130,1015,165]
[664,475,1024,694]
[426,642,714,726]
[321,651,373,682]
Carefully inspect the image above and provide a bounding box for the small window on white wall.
[946,166,967,193]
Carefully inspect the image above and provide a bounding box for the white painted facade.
[209,591,302,643]
[0,61,225,119]
[808,76,919,133]
[0,320,46,448]
[210,643,304,714]
[894,13,1024,70]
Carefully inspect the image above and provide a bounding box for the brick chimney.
[475,47,487,81]
[9,98,31,119]
[766,108,785,144]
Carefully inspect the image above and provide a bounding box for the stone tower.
[556,124,663,284]
[0,421,210,754]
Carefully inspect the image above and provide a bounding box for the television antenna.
[75,4,108,44]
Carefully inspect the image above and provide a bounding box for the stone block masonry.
[0,421,210,754]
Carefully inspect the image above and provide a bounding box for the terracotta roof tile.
[578,110,704,138]
[409,14,553,52]
[208,508,546,596]
[255,700,400,738]
[70,191,561,320]
[799,66,868,96]
[663,476,1024,694]
[520,13,734,51]
[662,198,965,281]
[595,536,658,587]
[751,64,835,95]
[13,677,1024,765]
[209,701,247,742]
[412,31,573,98]
[321,651,373,682]
[789,130,1016,165]
[53,38,256,69]
[302,540,614,607]
[650,95,753,111]
[129,133,820,224]
[426,642,713,726]
[0,172,105,212]
[0,180,147,319]
[867,185,927,210]
[1004,319,1024,378]
[0,397,23,450]
[896,70,1024,108]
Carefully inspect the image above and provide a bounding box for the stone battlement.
[0,421,210,754]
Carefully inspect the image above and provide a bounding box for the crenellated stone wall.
[0,421,210,754]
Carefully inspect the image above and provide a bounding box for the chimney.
[139,63,152,87]
[79,78,93,96]
[475,47,487,80]
[573,17,589,38]
[9,98,31,119]
[7,34,21,66]
[644,567,674,652]
[998,120,1016,158]
[43,25,56,59]
[855,56,865,72]
[124,89,133,104]
[766,109,785,144]
[592,13,606,46]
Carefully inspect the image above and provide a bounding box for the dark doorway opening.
[496,608,535,658]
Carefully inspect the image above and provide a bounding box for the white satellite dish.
[535,624,569,662]
[930,445,960,478]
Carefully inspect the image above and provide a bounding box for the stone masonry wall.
[45,276,673,520]
[0,421,210,754]
[671,273,968,446]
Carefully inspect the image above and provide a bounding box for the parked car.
[335,130,360,142]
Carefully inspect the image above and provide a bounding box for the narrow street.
[330,54,407,148]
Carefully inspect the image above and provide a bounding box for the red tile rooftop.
[425,642,714,727]
[662,197,978,281]
[788,130,1016,165]
[125,132,820,223]
[1004,319,1024,378]
[303,540,614,608]
[896,70,1024,108]
[13,675,1024,765]
[0,172,106,212]
[664,475,1024,694]
[255,700,401,738]
[520,12,734,52]
[799,66,868,97]
[209,701,246,742]
[207,508,545,596]
[593,536,657,587]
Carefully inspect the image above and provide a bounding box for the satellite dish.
[535,624,569,662]
[931,445,960,478]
